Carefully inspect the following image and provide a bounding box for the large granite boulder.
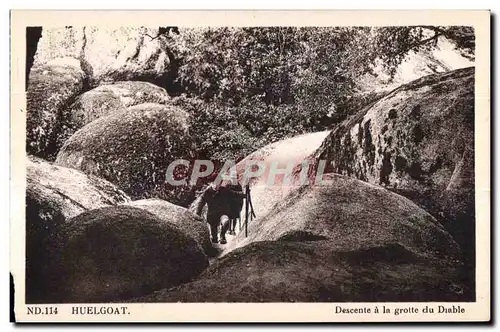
[25,156,130,303]
[224,173,461,263]
[310,67,475,254]
[132,240,470,302]
[55,103,196,206]
[26,57,87,160]
[33,26,177,87]
[40,206,209,303]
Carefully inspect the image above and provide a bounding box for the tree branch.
[406,31,442,52]
[419,25,447,35]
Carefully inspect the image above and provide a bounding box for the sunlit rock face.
[33,26,174,87]
[233,131,330,218]
[357,36,474,94]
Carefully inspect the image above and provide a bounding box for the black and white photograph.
[10,10,491,323]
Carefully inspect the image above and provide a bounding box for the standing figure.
[191,181,245,244]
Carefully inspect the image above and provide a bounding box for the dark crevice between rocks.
[338,134,356,176]
[357,121,364,145]
[25,26,43,91]
[358,171,368,182]
[379,152,392,186]
[429,156,444,174]
[79,26,94,91]
[363,120,375,167]
[408,162,423,180]
[162,40,184,96]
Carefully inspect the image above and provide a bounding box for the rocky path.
[208,225,245,263]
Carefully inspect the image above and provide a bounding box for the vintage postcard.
[10,10,490,323]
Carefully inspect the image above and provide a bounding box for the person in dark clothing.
[192,181,244,244]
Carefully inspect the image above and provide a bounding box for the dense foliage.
[161,26,474,160]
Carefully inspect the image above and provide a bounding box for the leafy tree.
[373,26,475,77]
[161,26,475,160]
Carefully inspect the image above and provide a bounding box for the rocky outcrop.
[132,240,470,302]
[357,36,474,93]
[234,131,330,218]
[61,81,170,144]
[33,26,177,87]
[39,206,208,303]
[26,27,43,89]
[124,199,212,255]
[26,57,87,160]
[224,173,461,262]
[55,103,196,206]
[70,81,170,126]
[26,156,130,303]
[310,67,475,253]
